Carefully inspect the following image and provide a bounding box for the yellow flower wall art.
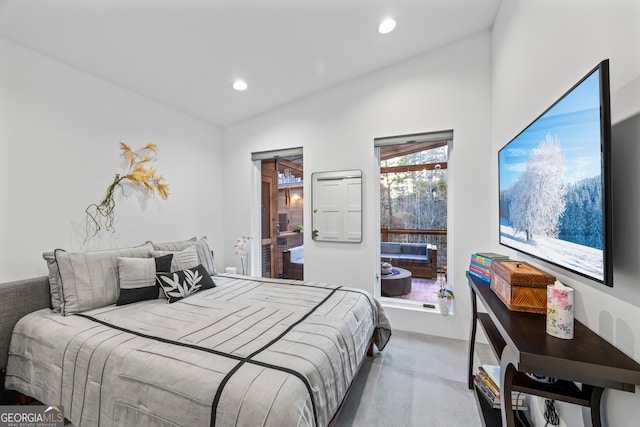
[85,142,169,239]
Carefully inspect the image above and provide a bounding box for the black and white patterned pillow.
[156,264,215,303]
[116,254,173,306]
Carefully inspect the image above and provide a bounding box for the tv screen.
[498,60,612,286]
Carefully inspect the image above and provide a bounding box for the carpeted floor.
[335,330,498,427]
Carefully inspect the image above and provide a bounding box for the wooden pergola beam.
[278,158,303,173]
[380,140,447,161]
[381,162,448,174]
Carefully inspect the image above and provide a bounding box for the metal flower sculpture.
[85,142,169,239]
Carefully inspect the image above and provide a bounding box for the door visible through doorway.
[260,155,304,279]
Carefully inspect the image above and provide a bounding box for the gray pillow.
[55,243,153,315]
[116,254,173,306]
[151,236,216,275]
[150,246,199,272]
[42,252,61,312]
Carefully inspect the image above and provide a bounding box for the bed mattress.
[5,275,390,427]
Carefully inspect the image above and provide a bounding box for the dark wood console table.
[467,272,640,427]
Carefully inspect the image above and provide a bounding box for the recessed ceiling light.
[233,80,248,91]
[378,18,396,34]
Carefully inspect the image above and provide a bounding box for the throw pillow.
[150,236,216,275]
[55,243,153,315]
[117,254,173,306]
[150,246,199,272]
[42,252,61,313]
[156,264,215,303]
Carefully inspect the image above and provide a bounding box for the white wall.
[492,1,640,426]
[223,32,493,340]
[7,5,637,422]
[0,37,225,282]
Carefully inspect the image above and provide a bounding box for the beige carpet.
[335,330,498,427]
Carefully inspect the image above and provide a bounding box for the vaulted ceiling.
[0,0,501,127]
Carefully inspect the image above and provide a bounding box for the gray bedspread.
[5,275,391,427]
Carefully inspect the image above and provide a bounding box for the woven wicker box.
[490,260,556,314]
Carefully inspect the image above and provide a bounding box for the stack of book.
[474,365,528,411]
[468,252,509,283]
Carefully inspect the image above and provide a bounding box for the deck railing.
[381,228,447,271]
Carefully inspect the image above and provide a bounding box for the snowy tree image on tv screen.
[498,70,604,281]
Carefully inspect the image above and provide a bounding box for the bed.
[1,272,390,426]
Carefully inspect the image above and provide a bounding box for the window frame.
[374,130,453,309]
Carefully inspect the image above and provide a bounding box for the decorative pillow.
[150,246,199,272]
[116,254,173,306]
[156,264,215,303]
[150,236,216,275]
[55,243,153,315]
[42,252,61,312]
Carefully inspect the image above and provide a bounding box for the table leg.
[468,288,478,389]
[500,347,518,427]
[585,385,604,427]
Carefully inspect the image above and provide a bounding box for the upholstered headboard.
[0,276,51,371]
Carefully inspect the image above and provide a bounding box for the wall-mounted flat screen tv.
[498,60,612,286]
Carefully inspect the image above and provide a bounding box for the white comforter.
[6,275,391,427]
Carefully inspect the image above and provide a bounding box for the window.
[375,131,451,304]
